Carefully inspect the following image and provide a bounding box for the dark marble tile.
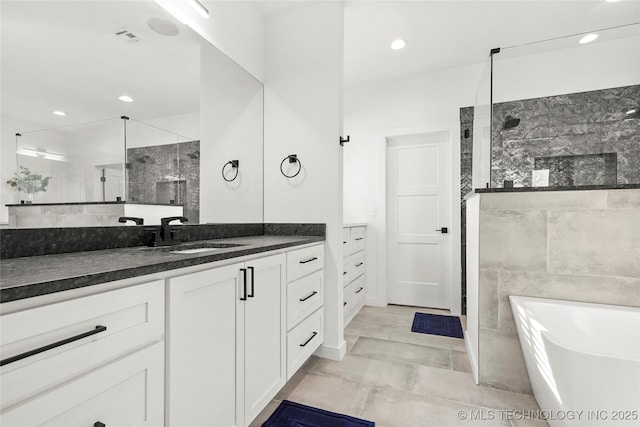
[491,84,640,188]
[264,223,326,236]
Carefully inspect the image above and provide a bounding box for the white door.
[387,132,451,309]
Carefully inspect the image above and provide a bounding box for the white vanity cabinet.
[1,241,324,427]
[0,280,165,427]
[167,253,286,427]
[343,225,367,326]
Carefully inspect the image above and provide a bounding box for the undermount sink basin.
[143,242,244,254]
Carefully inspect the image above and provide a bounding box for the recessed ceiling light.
[579,33,598,44]
[119,95,134,103]
[391,39,407,50]
[52,110,66,116]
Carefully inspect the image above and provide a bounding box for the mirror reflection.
[1,0,263,227]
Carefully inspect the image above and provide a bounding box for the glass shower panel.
[472,58,492,190]
[491,23,640,188]
[125,120,200,222]
[14,118,124,203]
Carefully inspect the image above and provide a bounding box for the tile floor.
[251,305,549,427]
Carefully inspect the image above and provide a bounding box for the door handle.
[240,268,247,301]
[247,266,255,298]
[435,227,448,234]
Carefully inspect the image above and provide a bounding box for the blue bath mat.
[263,400,375,427]
[411,313,464,339]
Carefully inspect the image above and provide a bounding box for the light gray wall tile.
[479,327,532,395]
[41,205,83,215]
[547,209,640,278]
[496,271,640,332]
[82,204,121,215]
[479,269,499,329]
[480,191,607,211]
[606,189,640,209]
[479,210,547,271]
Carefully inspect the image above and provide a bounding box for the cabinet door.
[167,263,243,427]
[0,342,163,427]
[241,254,286,426]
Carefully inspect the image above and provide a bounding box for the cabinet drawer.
[342,228,350,255]
[287,308,323,380]
[352,275,366,305]
[343,259,350,287]
[287,270,323,331]
[350,227,365,254]
[343,281,354,317]
[0,342,164,427]
[351,252,365,280]
[1,280,164,409]
[287,244,324,283]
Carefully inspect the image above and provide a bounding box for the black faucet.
[118,216,144,225]
[153,216,188,246]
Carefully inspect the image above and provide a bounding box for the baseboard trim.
[314,340,346,361]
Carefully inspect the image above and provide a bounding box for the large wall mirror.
[0,0,263,227]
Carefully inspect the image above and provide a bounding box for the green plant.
[6,166,51,193]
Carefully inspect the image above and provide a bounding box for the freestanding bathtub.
[510,296,640,427]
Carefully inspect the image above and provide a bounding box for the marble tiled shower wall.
[491,84,640,188]
[127,140,200,222]
[459,107,474,315]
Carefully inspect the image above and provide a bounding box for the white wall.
[344,63,485,314]
[493,36,640,103]
[263,2,345,360]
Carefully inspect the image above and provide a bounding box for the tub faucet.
[155,216,188,246]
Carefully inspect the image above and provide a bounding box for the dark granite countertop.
[465,184,640,199]
[0,235,324,303]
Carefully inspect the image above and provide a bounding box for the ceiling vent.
[115,28,139,43]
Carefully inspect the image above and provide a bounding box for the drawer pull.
[343,271,347,275]
[240,268,248,301]
[343,301,347,306]
[299,257,318,264]
[355,287,364,294]
[0,325,107,367]
[355,262,363,267]
[300,331,318,347]
[343,241,347,244]
[95,423,106,427]
[299,291,318,302]
[355,237,364,241]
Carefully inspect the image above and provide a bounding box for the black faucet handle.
[118,216,144,225]
[160,216,189,226]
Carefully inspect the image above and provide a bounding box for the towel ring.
[280,154,301,178]
[222,160,239,182]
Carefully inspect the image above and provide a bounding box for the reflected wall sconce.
[222,160,239,182]
[280,154,301,178]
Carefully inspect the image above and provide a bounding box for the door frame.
[380,124,460,314]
